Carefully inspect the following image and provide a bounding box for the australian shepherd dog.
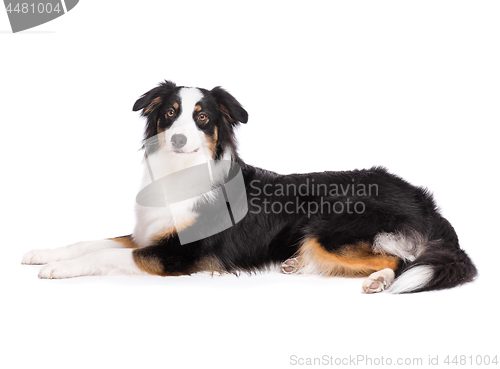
[22,81,477,293]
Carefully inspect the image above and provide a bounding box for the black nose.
[171,134,187,149]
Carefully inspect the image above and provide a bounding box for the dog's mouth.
[173,148,200,154]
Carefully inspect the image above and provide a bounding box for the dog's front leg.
[22,235,136,265]
[37,238,205,279]
[38,248,145,279]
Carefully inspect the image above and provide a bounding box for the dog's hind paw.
[362,268,395,294]
[281,257,301,274]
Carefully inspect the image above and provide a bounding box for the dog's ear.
[133,80,177,115]
[211,86,248,125]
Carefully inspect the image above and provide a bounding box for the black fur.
[132,81,477,293]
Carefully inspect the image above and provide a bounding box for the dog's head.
[133,81,248,161]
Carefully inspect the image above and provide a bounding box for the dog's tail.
[374,216,478,293]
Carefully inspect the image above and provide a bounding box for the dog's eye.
[167,108,176,118]
[198,113,208,122]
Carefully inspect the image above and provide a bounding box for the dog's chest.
[132,154,201,247]
[133,201,197,248]
[132,150,232,248]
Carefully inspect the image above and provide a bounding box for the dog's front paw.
[22,249,56,265]
[38,261,84,279]
[361,268,395,294]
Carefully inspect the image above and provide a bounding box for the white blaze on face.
[167,88,205,153]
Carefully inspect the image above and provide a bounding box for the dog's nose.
[171,134,187,149]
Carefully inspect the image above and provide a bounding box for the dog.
[22,80,477,293]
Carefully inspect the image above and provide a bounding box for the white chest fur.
[132,148,232,248]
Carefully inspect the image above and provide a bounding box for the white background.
[1,1,499,368]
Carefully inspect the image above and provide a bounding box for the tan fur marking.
[156,129,166,148]
[150,218,196,242]
[133,251,167,276]
[219,104,234,123]
[173,102,179,109]
[191,256,227,275]
[194,105,202,112]
[132,219,196,277]
[133,252,225,277]
[109,235,137,248]
[156,117,167,148]
[297,238,399,277]
[144,96,162,114]
[206,126,218,158]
